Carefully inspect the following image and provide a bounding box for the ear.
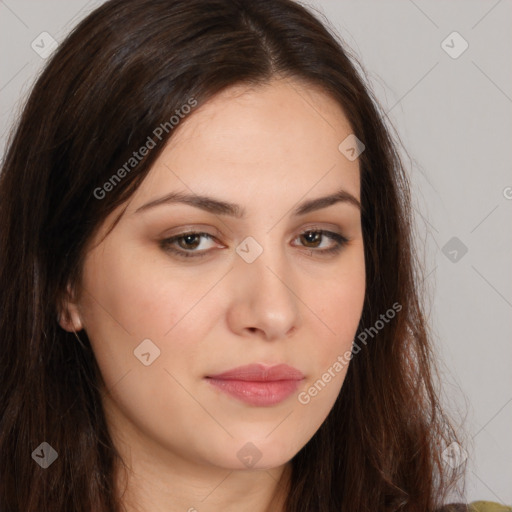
[57,282,84,332]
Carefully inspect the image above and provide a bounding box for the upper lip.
[206,363,304,382]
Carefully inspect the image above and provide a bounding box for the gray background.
[1,0,510,505]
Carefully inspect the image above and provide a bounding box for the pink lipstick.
[206,363,304,406]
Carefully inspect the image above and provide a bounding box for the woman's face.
[60,78,365,472]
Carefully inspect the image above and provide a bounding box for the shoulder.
[438,502,512,512]
[469,503,512,512]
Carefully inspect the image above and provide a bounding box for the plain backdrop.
[1,0,511,506]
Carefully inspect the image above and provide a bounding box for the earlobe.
[57,305,83,332]
[56,284,84,332]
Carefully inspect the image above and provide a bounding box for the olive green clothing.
[440,502,512,512]
[470,503,512,512]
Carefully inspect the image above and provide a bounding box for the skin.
[59,77,366,512]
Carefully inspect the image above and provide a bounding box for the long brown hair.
[0,0,464,510]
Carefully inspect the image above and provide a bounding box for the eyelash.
[159,229,349,259]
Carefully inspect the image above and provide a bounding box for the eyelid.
[161,224,224,239]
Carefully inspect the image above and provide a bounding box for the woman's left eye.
[295,230,348,255]
[160,229,348,259]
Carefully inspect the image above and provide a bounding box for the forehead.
[172,77,354,157]
[127,78,360,207]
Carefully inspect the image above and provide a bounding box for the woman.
[0,0,508,511]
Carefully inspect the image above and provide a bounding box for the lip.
[206,363,304,406]
[208,363,304,381]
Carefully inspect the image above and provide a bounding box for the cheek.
[297,248,365,409]
[306,283,363,387]
[81,245,194,339]
[313,255,365,358]
[77,248,173,384]
[78,245,220,387]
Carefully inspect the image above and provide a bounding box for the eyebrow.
[133,188,361,217]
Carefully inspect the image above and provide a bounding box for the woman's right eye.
[160,232,219,259]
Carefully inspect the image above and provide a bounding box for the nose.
[225,240,302,341]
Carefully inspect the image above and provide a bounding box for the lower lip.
[207,378,302,406]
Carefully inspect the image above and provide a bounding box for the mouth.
[205,363,305,407]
